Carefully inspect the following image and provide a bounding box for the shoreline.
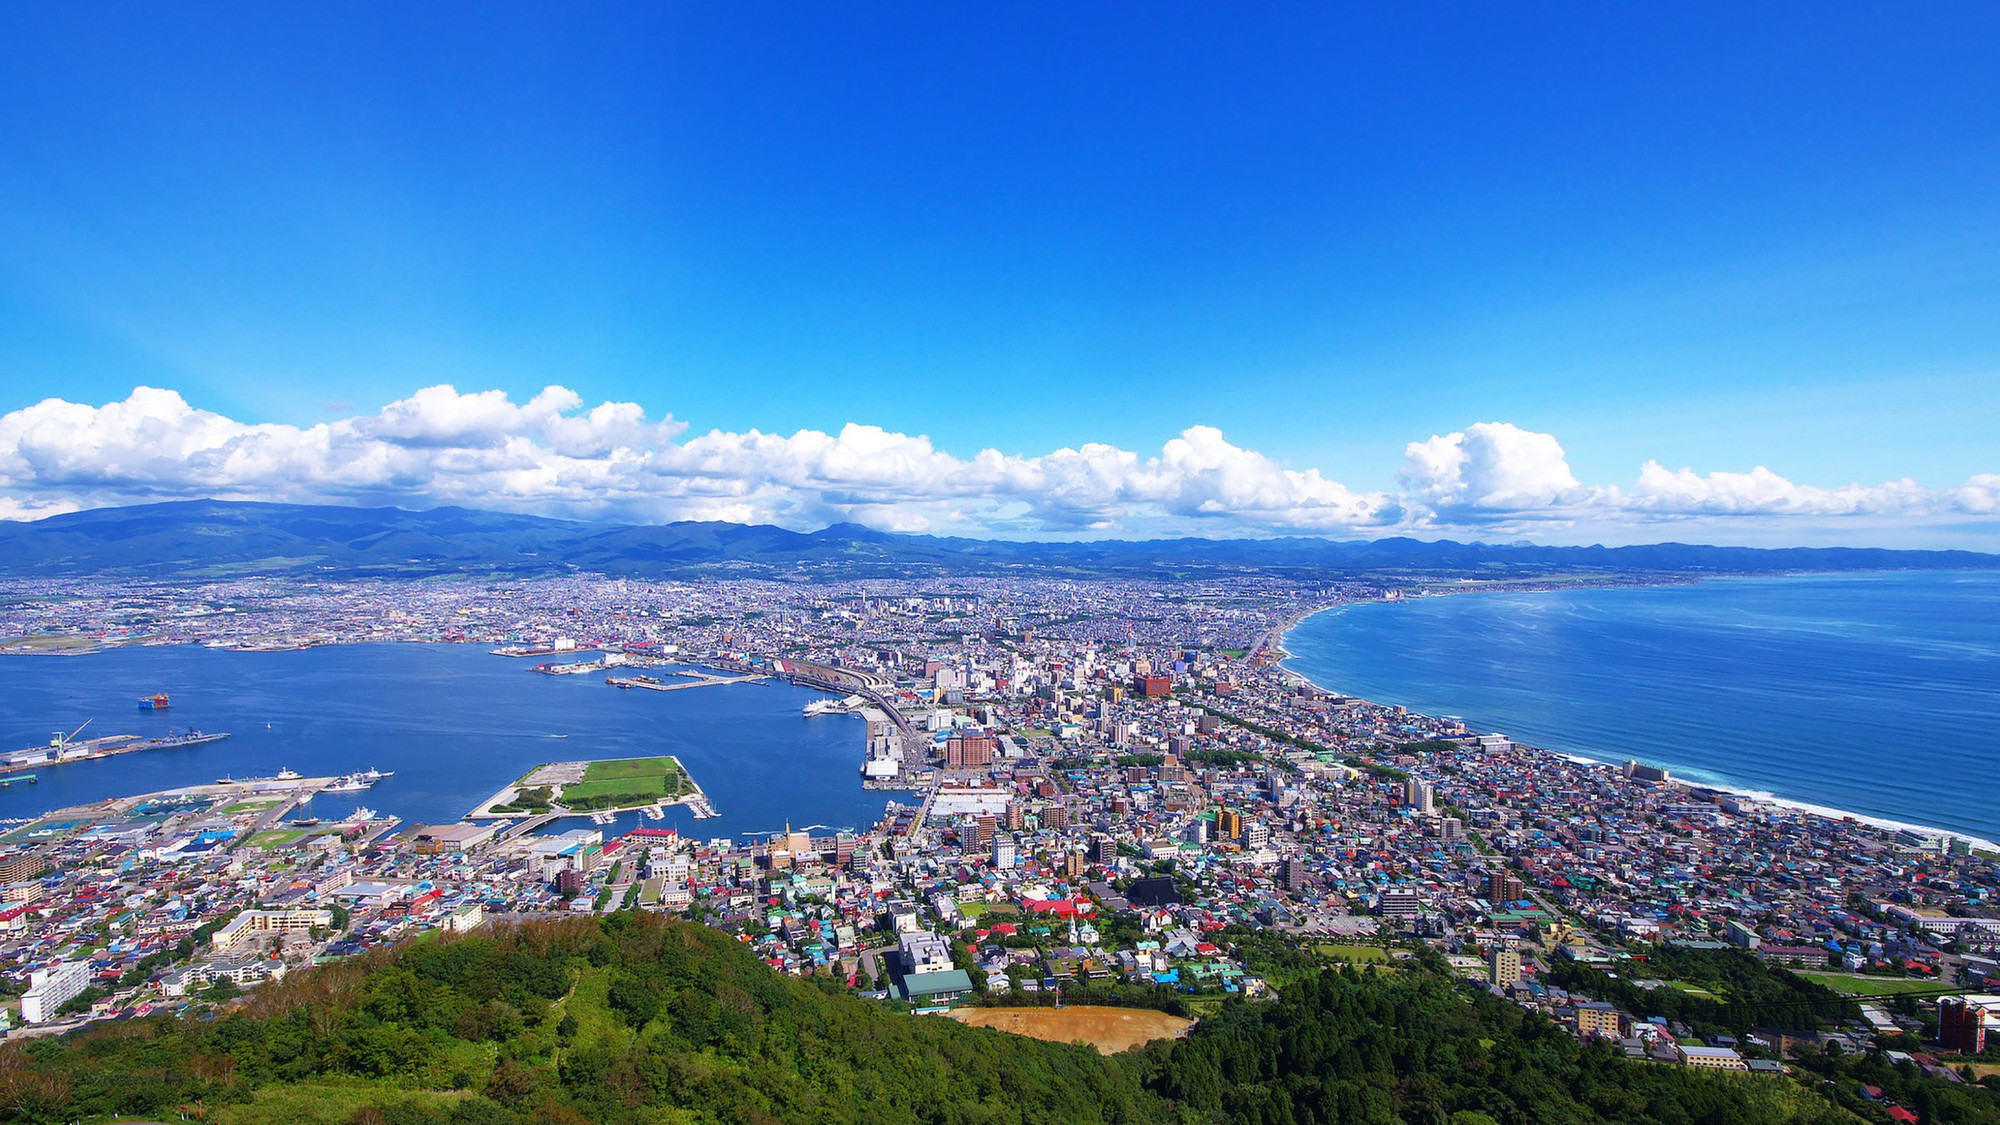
[1277,576,2000,854]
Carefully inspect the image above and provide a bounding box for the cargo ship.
[138,693,170,711]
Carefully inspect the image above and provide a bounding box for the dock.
[605,671,768,692]
[0,731,229,776]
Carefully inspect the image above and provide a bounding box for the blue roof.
[903,969,974,998]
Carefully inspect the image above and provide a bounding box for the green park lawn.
[1315,943,1392,964]
[558,756,691,808]
[1796,971,1956,997]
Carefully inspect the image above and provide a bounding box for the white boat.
[222,767,300,784]
[323,767,394,793]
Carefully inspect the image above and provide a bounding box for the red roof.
[1887,1107,1919,1123]
[1023,898,1085,917]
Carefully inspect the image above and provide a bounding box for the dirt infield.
[945,1005,1195,1054]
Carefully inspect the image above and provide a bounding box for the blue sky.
[0,4,1996,544]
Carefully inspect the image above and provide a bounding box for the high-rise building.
[1488,947,1523,988]
[1376,887,1421,917]
[19,960,89,1024]
[945,731,996,769]
[1280,856,1309,892]
[1485,868,1524,904]
[1216,808,1244,840]
[1940,998,1988,1054]
[1404,778,1435,815]
[1575,1002,1625,1039]
[1622,760,1671,785]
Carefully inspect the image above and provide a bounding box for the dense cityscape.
[2,572,1998,1122]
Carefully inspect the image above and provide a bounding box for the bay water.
[1283,570,2000,843]
[0,644,911,840]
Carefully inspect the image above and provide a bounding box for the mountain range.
[0,499,1994,580]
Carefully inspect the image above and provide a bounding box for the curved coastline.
[1278,582,2000,853]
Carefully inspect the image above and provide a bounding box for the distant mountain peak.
[0,498,1994,580]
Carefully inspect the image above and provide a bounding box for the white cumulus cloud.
[1624,462,1935,517]
[0,386,1404,535]
[1401,422,1587,517]
[0,386,1992,546]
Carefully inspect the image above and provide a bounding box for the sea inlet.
[0,643,913,840]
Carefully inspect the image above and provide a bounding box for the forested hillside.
[0,915,1877,1124]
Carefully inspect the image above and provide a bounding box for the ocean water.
[1283,570,2000,842]
[0,644,911,840]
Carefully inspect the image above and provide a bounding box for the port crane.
[49,718,89,751]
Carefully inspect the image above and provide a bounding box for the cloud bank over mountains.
[0,386,1992,544]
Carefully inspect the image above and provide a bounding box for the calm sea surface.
[0,644,911,839]
[1283,571,2000,842]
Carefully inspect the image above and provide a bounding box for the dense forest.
[1542,945,1860,1038]
[0,913,1942,1124]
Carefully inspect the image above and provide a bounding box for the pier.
[0,731,230,776]
[605,671,767,692]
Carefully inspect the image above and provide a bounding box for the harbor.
[1,722,231,777]
[0,643,915,845]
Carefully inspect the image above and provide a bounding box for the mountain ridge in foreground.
[0,498,1995,579]
[1,912,1872,1125]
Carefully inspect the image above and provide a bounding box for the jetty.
[605,670,767,692]
[0,727,231,776]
